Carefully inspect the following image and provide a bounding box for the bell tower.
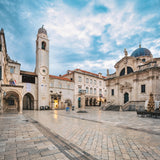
[36,26,49,109]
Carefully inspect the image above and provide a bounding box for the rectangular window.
[90,79,92,84]
[111,89,114,96]
[10,67,14,74]
[50,83,53,87]
[99,81,102,86]
[78,86,82,93]
[0,66,1,80]
[99,89,102,94]
[94,80,96,85]
[78,76,82,82]
[59,84,62,88]
[86,78,89,83]
[141,85,145,93]
[22,75,35,84]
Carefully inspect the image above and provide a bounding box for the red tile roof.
[49,75,72,82]
[62,68,107,79]
[61,71,73,77]
[20,70,37,76]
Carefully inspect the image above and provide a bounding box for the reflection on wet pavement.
[24,108,160,159]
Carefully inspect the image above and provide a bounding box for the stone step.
[103,105,121,111]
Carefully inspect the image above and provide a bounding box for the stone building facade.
[0,26,160,113]
[62,69,107,108]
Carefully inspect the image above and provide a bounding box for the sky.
[0,0,160,76]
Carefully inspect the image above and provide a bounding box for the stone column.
[34,100,37,110]
[19,99,23,114]
[81,92,85,110]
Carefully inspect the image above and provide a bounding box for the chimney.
[107,69,109,76]
[67,70,71,74]
[98,72,102,78]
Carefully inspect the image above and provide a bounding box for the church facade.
[105,47,160,110]
[0,26,160,113]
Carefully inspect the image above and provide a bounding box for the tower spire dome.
[38,25,47,35]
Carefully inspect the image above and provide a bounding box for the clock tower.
[36,26,49,109]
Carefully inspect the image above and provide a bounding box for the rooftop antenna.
[139,42,141,48]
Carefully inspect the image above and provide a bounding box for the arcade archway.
[4,91,20,112]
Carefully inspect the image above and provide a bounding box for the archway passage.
[4,91,20,113]
[93,98,96,106]
[90,98,92,106]
[124,92,129,104]
[65,99,72,107]
[23,93,34,110]
[85,98,88,106]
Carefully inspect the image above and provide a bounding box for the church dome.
[38,25,47,35]
[131,45,152,57]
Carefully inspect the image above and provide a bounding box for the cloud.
[71,59,117,75]
[0,0,160,76]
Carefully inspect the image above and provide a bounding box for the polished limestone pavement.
[24,107,160,160]
[0,113,95,160]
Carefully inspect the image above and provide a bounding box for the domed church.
[105,44,160,110]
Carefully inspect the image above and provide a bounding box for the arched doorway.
[78,97,81,108]
[4,91,20,112]
[65,99,72,107]
[90,98,92,106]
[124,92,129,104]
[85,98,88,106]
[93,98,96,106]
[23,93,34,110]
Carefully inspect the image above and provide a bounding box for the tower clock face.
[40,66,48,76]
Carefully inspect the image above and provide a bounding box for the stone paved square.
[0,108,160,159]
[22,107,160,160]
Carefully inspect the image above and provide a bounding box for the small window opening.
[42,41,46,50]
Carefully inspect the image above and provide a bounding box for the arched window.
[94,88,96,95]
[120,68,125,76]
[41,41,46,50]
[142,59,145,62]
[120,67,133,76]
[86,87,89,94]
[127,67,133,74]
